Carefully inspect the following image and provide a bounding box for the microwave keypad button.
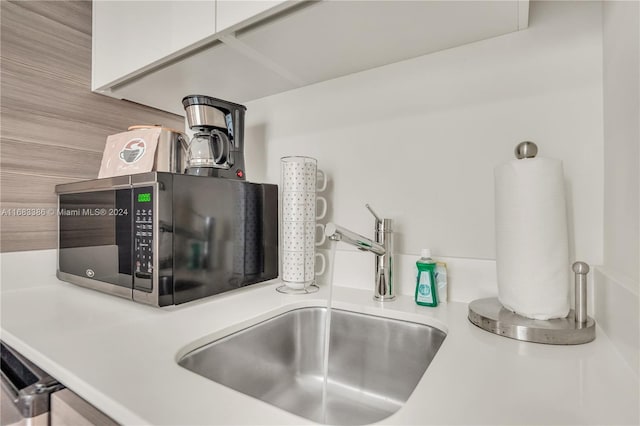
[132,187,154,293]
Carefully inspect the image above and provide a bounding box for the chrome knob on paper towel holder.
[514,140,538,159]
[468,141,595,345]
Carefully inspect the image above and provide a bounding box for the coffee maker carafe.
[182,95,247,180]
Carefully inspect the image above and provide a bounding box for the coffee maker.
[183,95,246,179]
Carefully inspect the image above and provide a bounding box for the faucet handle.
[366,204,392,233]
[365,204,382,223]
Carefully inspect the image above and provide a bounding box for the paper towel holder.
[468,261,596,345]
[468,142,595,344]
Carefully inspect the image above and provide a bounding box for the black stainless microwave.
[55,172,278,307]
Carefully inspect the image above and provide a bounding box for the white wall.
[602,1,640,288]
[596,0,639,376]
[244,1,604,266]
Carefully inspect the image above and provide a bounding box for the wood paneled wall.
[0,1,184,252]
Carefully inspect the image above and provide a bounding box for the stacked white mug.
[277,156,327,294]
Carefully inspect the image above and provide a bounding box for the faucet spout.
[325,223,385,256]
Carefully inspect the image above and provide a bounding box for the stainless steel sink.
[178,307,446,425]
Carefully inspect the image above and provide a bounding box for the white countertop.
[1,251,638,425]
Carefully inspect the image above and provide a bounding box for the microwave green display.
[137,193,151,203]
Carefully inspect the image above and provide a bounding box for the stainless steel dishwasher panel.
[1,342,64,426]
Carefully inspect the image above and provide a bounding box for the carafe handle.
[210,129,231,167]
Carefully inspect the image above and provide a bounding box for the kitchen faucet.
[325,205,395,301]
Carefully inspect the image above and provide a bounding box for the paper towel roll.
[495,157,570,320]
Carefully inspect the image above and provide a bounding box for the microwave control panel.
[133,186,154,292]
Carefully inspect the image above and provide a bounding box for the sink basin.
[178,307,446,425]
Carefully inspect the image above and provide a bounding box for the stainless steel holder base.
[468,297,595,345]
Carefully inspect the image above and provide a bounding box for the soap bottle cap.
[421,248,432,258]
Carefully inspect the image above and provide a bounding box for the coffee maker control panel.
[133,186,153,292]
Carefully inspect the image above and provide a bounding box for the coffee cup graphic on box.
[119,138,146,164]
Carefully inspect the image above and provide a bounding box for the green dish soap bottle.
[415,249,438,307]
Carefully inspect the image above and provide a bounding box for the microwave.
[55,172,278,307]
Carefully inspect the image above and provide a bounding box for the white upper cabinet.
[95,1,529,115]
[233,1,526,87]
[92,0,216,91]
[216,1,289,33]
